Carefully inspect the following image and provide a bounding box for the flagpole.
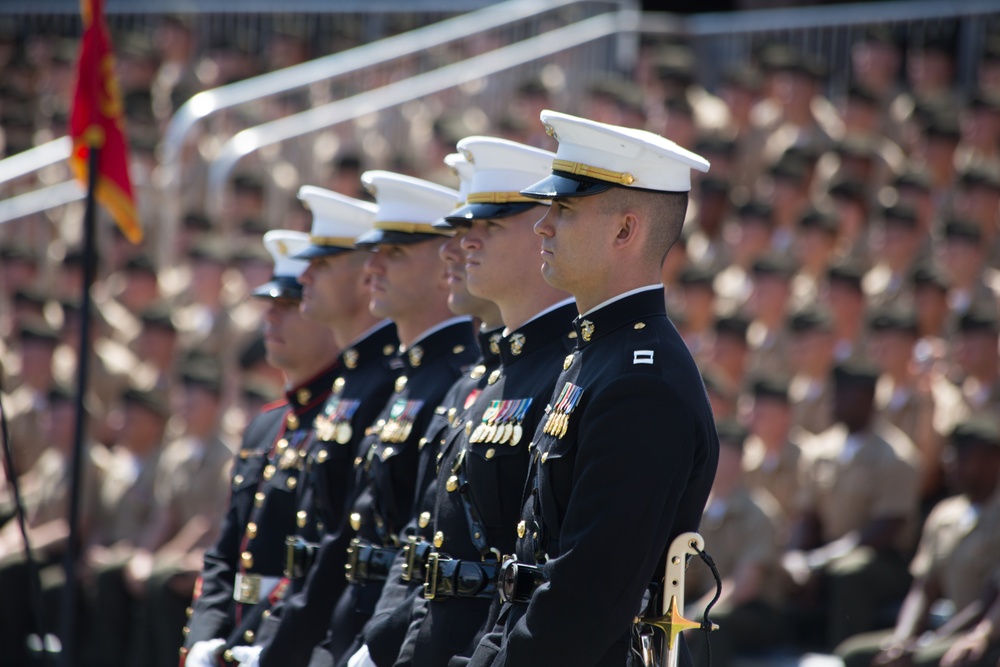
[58,131,102,667]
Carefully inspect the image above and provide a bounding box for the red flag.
[68,0,142,244]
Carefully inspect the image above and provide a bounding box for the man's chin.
[368,300,390,320]
[540,262,563,288]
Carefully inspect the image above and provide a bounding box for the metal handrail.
[0,0,619,231]
[681,0,1000,35]
[159,0,607,182]
[205,9,640,211]
[0,137,71,188]
[155,0,619,261]
[0,0,578,189]
[2,0,998,228]
[0,181,83,223]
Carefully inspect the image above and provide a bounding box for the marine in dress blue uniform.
[384,137,583,667]
[182,231,341,667]
[353,324,504,667]
[466,111,719,667]
[343,152,507,667]
[247,188,401,666]
[251,173,478,667]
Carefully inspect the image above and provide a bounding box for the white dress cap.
[522,109,710,198]
[252,230,310,299]
[356,171,462,245]
[445,137,554,224]
[435,153,476,229]
[444,153,475,202]
[296,185,378,258]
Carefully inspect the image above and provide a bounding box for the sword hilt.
[632,532,715,667]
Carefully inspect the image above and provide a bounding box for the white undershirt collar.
[581,284,663,318]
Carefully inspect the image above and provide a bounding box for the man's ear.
[614,211,641,248]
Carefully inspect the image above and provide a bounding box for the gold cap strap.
[375,222,452,236]
[466,192,540,205]
[309,236,356,247]
[551,159,635,186]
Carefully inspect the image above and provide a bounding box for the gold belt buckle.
[284,536,296,579]
[423,552,440,601]
[345,537,363,584]
[236,573,262,604]
[401,535,420,582]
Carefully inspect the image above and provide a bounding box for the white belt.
[233,573,282,604]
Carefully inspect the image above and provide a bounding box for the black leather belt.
[284,536,320,580]
[498,557,546,604]
[423,554,500,601]
[401,536,434,583]
[345,538,398,584]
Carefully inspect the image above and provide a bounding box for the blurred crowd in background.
[2,8,1000,667]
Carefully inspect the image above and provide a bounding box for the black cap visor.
[520,171,615,199]
[443,201,544,226]
[354,229,450,248]
[251,276,303,300]
[291,244,354,260]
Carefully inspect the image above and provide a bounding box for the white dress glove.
[230,644,263,667]
[186,639,226,667]
[348,645,377,667]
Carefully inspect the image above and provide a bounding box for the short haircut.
[598,188,688,266]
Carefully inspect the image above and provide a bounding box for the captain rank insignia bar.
[542,382,584,439]
[379,399,425,443]
[469,398,533,446]
[314,398,362,444]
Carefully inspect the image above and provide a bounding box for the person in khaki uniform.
[787,305,837,436]
[744,253,796,379]
[707,313,750,391]
[836,417,1000,667]
[53,297,134,447]
[940,220,1000,323]
[125,364,235,667]
[783,361,921,651]
[686,420,789,667]
[2,319,60,476]
[80,385,171,667]
[940,566,1000,667]
[742,373,808,525]
[0,385,108,667]
[868,304,964,512]
[826,259,871,364]
[862,205,924,310]
[172,239,238,359]
[951,307,1000,422]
